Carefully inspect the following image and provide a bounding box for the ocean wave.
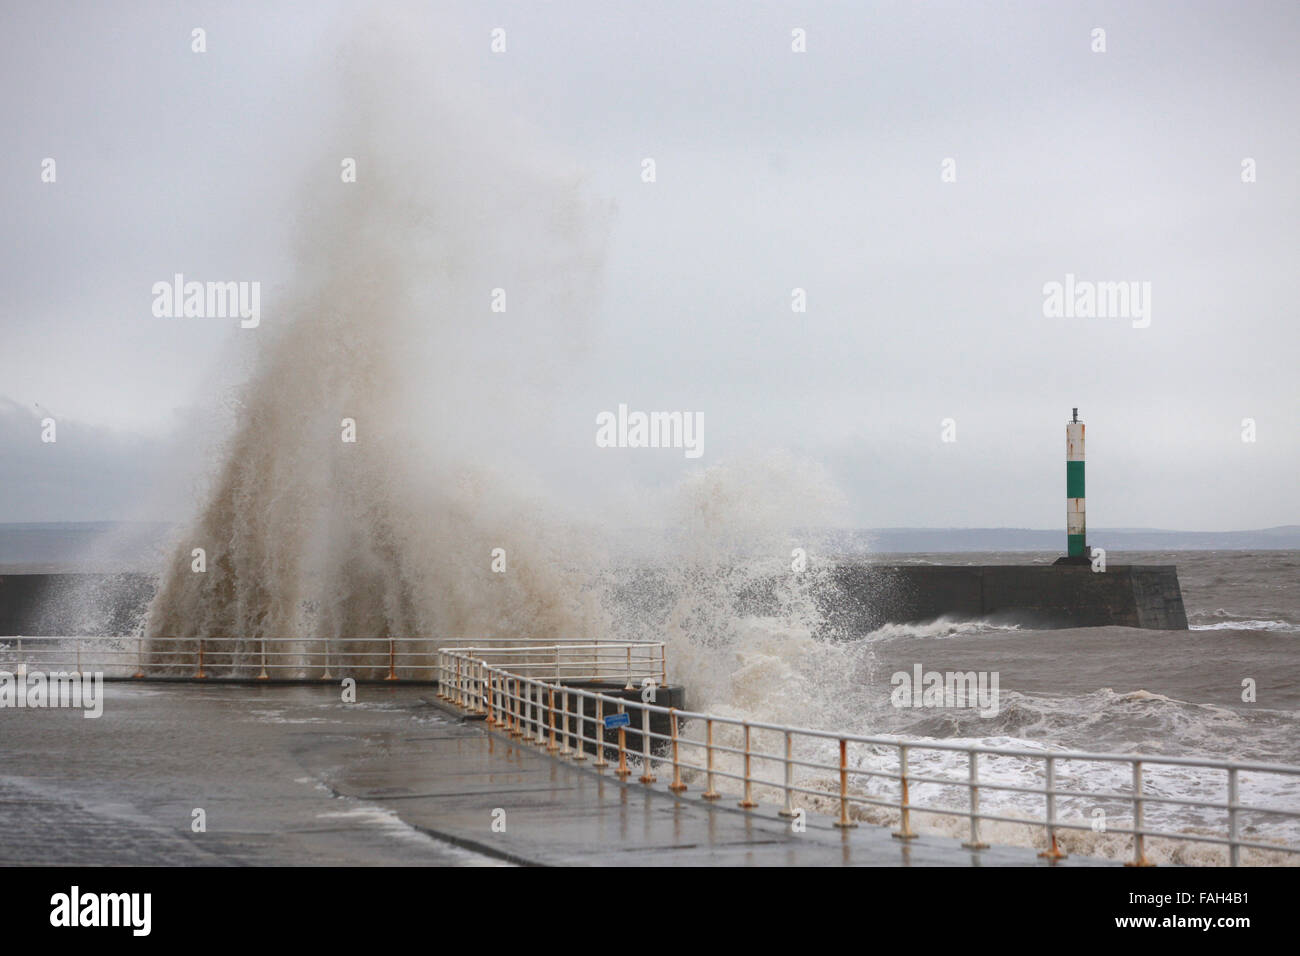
[1190,619,1296,632]
[863,617,1022,642]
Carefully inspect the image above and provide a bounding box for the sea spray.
[141,16,857,697]
[144,15,613,672]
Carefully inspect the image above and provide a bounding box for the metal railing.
[438,644,1300,867]
[440,642,665,687]
[0,635,665,685]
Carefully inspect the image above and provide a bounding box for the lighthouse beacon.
[1059,407,1089,564]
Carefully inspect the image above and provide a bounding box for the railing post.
[615,701,631,779]
[75,639,82,676]
[535,683,548,745]
[593,696,607,768]
[517,678,527,736]
[1038,755,1067,860]
[523,676,533,733]
[701,718,720,800]
[195,638,206,679]
[1126,760,1153,867]
[386,637,398,681]
[547,686,559,753]
[321,638,332,681]
[509,678,522,737]
[498,674,507,731]
[668,709,686,792]
[258,636,268,680]
[1228,767,1240,867]
[559,688,570,756]
[962,750,989,850]
[778,730,796,817]
[833,738,857,828]
[134,635,144,679]
[624,646,634,691]
[513,674,523,732]
[571,691,587,762]
[892,744,916,839]
[738,723,757,808]
[638,702,656,784]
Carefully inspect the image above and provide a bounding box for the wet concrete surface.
[0,682,1115,866]
[0,683,505,866]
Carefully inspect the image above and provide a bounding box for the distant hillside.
[0,522,173,571]
[1,522,1296,571]
[828,526,1300,553]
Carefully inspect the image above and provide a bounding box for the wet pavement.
[0,683,504,866]
[0,682,1114,866]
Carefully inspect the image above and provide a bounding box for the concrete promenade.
[0,682,1113,866]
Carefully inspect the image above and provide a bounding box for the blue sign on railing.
[603,713,631,730]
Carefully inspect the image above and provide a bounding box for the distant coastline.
[0,521,1297,573]
[835,526,1300,553]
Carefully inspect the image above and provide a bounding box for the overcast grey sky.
[2,1,1297,530]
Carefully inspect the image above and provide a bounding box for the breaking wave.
[144,17,615,673]
[1190,619,1296,633]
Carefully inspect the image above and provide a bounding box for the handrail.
[0,635,666,685]
[437,644,1300,867]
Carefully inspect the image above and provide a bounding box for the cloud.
[0,397,191,522]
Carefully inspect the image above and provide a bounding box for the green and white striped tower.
[1066,408,1086,558]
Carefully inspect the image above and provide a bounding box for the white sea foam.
[1190,619,1296,632]
[864,618,1022,642]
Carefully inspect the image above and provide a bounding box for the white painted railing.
[438,644,1300,868]
[0,635,664,685]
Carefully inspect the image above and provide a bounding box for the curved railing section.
[437,643,1300,868]
[5,633,1295,866]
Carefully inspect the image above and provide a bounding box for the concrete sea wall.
[0,563,1189,640]
[814,564,1188,631]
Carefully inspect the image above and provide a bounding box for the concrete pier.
[0,682,1113,866]
[0,564,1190,638]
[816,564,1189,631]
